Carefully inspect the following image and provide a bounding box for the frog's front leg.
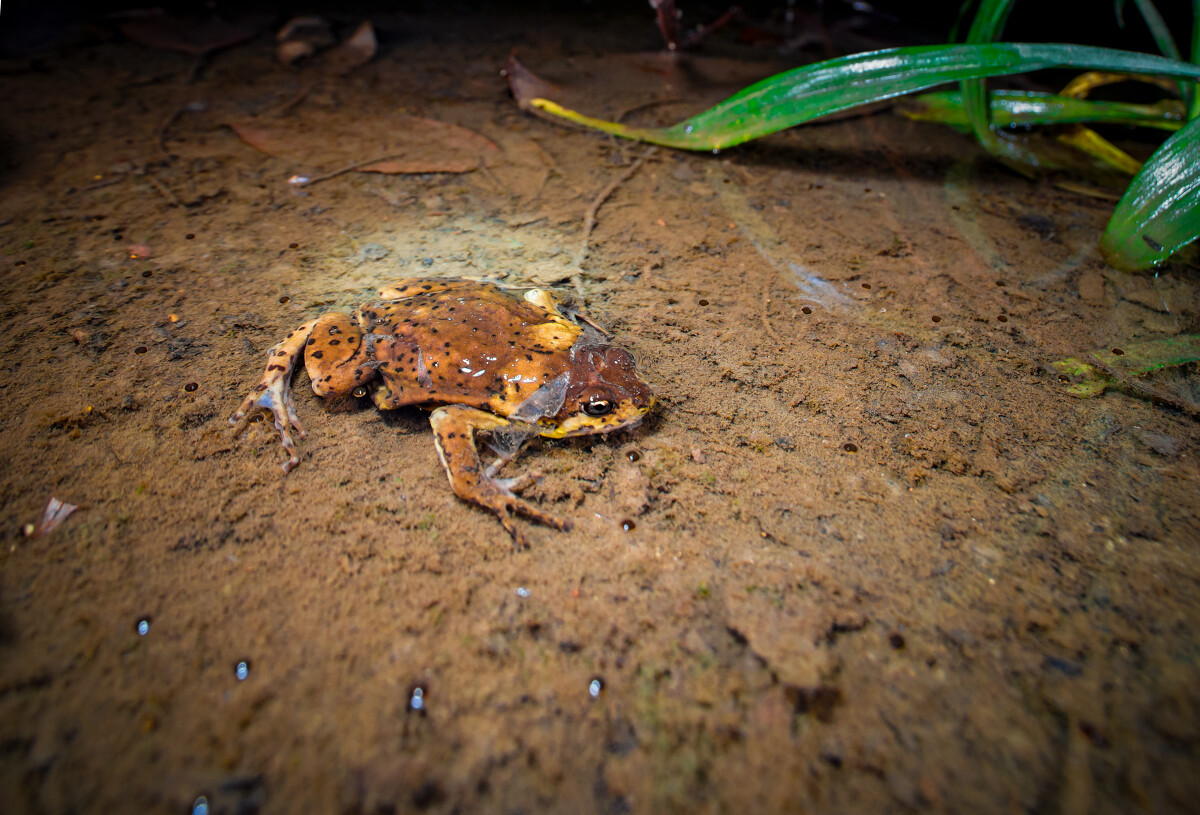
[429,405,571,542]
[230,319,319,472]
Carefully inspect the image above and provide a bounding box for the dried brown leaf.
[229,112,498,175]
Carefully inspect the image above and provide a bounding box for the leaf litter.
[230,111,498,176]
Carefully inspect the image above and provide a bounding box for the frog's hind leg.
[429,405,570,543]
[230,319,320,473]
[304,312,370,396]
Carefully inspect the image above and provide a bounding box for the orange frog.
[231,278,654,540]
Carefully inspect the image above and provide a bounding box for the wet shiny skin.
[231,278,654,541]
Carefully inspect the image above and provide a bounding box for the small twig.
[1087,355,1200,420]
[79,176,126,192]
[145,173,183,207]
[289,153,407,188]
[573,146,657,272]
[476,155,511,196]
[262,80,317,118]
[184,53,209,84]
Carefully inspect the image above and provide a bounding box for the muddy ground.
[2,3,1199,813]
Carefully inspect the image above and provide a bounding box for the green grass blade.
[962,0,1027,167]
[906,89,1184,130]
[1101,115,1200,268]
[1131,0,1190,108]
[528,43,1200,151]
[1052,335,1200,397]
[1192,0,1200,120]
[1131,0,1181,58]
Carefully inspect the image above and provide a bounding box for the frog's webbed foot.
[230,319,318,473]
[429,405,571,542]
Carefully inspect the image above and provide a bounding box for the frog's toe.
[504,495,572,533]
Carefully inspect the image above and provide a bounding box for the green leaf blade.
[1101,115,1200,269]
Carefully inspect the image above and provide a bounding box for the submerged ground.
[2,4,1199,813]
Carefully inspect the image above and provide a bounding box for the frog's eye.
[582,398,615,417]
[353,386,368,398]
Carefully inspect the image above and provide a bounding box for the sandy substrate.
[2,5,1199,813]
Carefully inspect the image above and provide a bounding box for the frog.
[230,277,654,542]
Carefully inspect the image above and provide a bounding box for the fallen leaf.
[324,21,377,76]
[230,112,498,175]
[35,497,78,537]
[121,14,272,56]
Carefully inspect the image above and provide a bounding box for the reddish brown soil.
[2,6,1199,814]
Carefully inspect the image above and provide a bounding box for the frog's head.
[546,345,654,438]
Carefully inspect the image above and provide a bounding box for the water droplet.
[278,295,291,304]
[192,796,210,815]
[626,450,641,462]
[621,519,636,532]
[515,587,530,599]
[588,677,604,698]
[409,686,425,712]
[842,442,858,453]
[234,660,251,681]
[135,616,151,636]
[184,382,198,392]
[134,345,148,355]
